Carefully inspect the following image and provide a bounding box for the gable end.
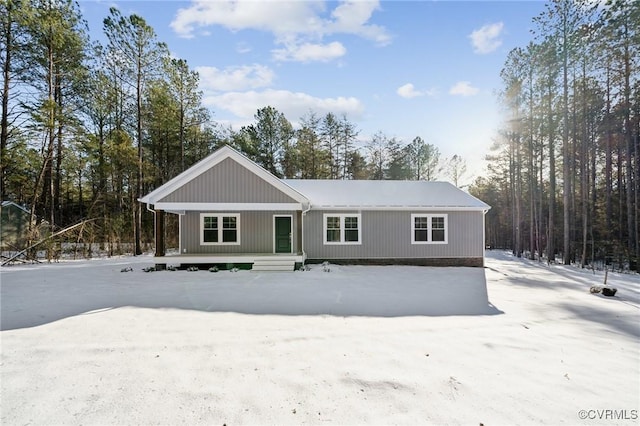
[158,157,297,204]
[139,146,309,207]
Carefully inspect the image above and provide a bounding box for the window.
[222,216,238,243]
[411,214,448,244]
[326,216,341,242]
[431,216,445,242]
[324,214,361,244]
[414,216,429,242]
[200,213,240,245]
[203,216,218,243]
[344,216,359,242]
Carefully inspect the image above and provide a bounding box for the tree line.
[226,107,463,184]
[0,0,463,257]
[469,0,639,271]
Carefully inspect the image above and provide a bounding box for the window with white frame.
[411,214,448,244]
[323,214,361,244]
[200,213,240,245]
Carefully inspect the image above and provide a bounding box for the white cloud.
[203,89,364,122]
[195,64,275,92]
[469,22,504,54]
[327,1,391,46]
[397,83,438,99]
[449,81,479,97]
[171,0,322,37]
[397,83,422,99]
[170,0,390,62]
[272,41,347,63]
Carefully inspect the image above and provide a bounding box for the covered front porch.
[138,146,312,271]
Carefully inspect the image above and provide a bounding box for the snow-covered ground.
[1,251,638,425]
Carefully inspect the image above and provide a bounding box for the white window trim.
[411,213,448,244]
[200,213,241,246]
[323,213,362,245]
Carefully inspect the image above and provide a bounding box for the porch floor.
[154,253,305,265]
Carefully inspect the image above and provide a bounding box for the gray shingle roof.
[282,180,490,210]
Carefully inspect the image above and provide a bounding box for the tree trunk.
[605,67,613,244]
[135,57,143,255]
[0,1,12,202]
[514,133,522,257]
[562,11,571,265]
[580,64,589,268]
[623,27,635,270]
[54,67,63,226]
[548,80,556,264]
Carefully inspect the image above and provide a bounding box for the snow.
[1,252,638,425]
[283,179,489,209]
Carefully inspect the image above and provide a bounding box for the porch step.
[251,260,296,272]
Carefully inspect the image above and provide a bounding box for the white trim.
[200,213,241,246]
[139,146,309,205]
[273,215,293,254]
[301,202,312,261]
[323,213,362,245]
[154,202,302,211]
[157,203,482,212]
[314,205,487,211]
[179,213,183,253]
[411,214,448,245]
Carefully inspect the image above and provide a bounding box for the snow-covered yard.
[1,252,638,425]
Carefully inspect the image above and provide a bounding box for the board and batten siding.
[181,211,300,254]
[303,210,484,260]
[159,157,298,204]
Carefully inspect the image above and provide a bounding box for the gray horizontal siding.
[160,158,297,203]
[303,210,484,260]
[181,211,300,254]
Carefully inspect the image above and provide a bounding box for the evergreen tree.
[407,136,440,180]
[296,110,330,179]
[249,106,293,177]
[103,7,168,255]
[22,0,89,241]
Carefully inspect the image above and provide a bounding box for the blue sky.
[79,0,548,183]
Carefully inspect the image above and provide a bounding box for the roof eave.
[310,205,490,211]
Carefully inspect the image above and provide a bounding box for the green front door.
[274,216,292,253]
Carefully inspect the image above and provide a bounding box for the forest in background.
[1,0,638,271]
[0,0,461,259]
[469,0,639,271]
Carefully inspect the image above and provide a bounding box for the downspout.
[482,207,490,267]
[301,202,312,264]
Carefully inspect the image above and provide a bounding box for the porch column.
[155,209,166,270]
[296,211,303,253]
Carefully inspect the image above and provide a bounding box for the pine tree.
[103,7,168,255]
